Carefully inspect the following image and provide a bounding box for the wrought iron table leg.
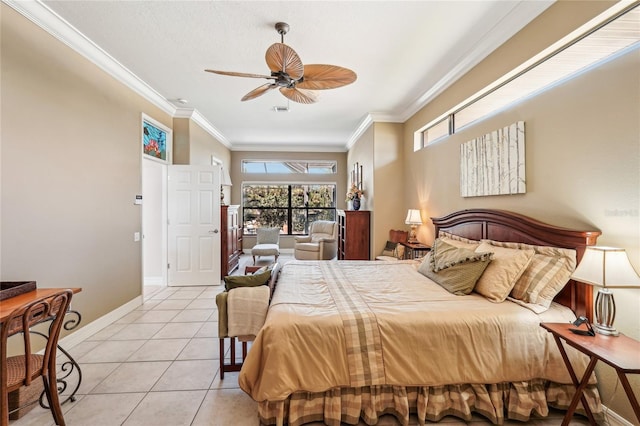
[38,309,83,408]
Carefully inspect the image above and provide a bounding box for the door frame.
[140,114,172,295]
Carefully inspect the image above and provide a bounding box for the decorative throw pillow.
[438,232,481,251]
[483,240,577,310]
[254,263,276,275]
[382,240,398,257]
[473,242,535,302]
[224,269,271,291]
[417,240,492,295]
[394,244,405,260]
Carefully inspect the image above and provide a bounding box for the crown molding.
[4,0,232,147]
[395,0,554,122]
[230,143,347,153]
[5,0,554,152]
[174,108,231,148]
[345,114,373,151]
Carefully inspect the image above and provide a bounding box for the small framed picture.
[142,114,171,163]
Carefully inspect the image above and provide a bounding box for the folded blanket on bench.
[228,285,270,341]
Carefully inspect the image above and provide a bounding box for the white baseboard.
[59,296,142,349]
[603,405,634,426]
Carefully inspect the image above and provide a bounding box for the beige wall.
[372,122,405,257]
[0,5,173,328]
[348,123,406,258]
[347,125,375,257]
[172,118,190,165]
[187,120,230,167]
[402,2,639,422]
[1,4,232,336]
[230,150,348,250]
[184,119,232,201]
[348,123,408,259]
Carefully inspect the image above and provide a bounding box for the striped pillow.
[482,240,576,309]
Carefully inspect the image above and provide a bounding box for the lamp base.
[408,226,418,243]
[220,189,227,206]
[593,323,620,336]
[594,288,619,336]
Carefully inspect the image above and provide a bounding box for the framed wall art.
[460,121,525,197]
[142,114,172,164]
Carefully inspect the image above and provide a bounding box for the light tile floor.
[11,254,591,426]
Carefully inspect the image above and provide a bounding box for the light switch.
[134,232,141,242]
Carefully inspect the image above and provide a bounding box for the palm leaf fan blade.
[297,64,357,90]
[205,69,275,80]
[265,43,304,80]
[280,87,318,104]
[242,83,277,101]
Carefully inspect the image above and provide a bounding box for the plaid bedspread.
[320,262,385,388]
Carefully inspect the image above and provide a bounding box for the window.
[242,160,337,174]
[242,183,336,235]
[421,116,452,146]
[414,3,639,150]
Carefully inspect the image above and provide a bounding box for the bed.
[238,209,603,425]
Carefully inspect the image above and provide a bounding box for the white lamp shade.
[405,209,422,225]
[220,167,233,187]
[571,246,640,288]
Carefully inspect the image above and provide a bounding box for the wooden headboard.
[431,209,601,319]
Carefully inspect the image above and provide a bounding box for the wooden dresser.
[337,210,370,260]
[221,205,243,277]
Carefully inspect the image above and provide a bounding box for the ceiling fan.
[205,22,357,104]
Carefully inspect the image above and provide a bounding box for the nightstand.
[540,322,640,425]
[400,241,431,260]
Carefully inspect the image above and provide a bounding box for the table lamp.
[405,209,422,243]
[220,166,233,205]
[570,246,640,336]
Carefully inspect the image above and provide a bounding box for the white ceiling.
[14,1,554,151]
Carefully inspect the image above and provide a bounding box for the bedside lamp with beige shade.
[570,246,640,336]
[405,209,422,243]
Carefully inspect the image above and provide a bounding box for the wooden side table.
[400,241,431,259]
[540,322,640,426]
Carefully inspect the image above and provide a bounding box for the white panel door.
[168,165,220,286]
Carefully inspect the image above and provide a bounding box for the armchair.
[294,220,338,260]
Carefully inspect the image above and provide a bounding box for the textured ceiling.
[34,1,553,151]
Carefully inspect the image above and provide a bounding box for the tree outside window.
[243,184,336,235]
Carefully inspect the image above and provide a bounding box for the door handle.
[209,229,219,234]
